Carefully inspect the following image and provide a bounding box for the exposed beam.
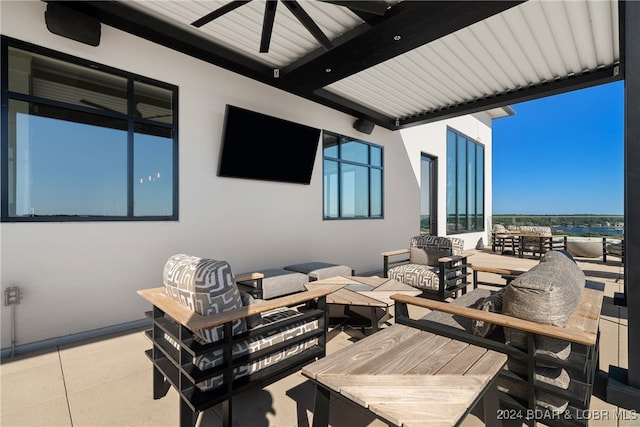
[259,0,278,53]
[191,0,252,28]
[313,88,395,129]
[607,0,640,410]
[282,1,525,91]
[395,66,623,129]
[281,1,333,51]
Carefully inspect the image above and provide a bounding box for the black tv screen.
[218,105,321,184]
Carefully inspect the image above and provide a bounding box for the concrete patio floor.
[1,248,635,427]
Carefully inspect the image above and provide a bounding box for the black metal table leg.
[312,385,331,427]
[482,377,502,427]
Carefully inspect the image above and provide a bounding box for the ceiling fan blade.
[191,0,252,28]
[320,0,389,16]
[282,0,333,51]
[259,0,278,53]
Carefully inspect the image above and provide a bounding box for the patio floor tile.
[0,248,634,427]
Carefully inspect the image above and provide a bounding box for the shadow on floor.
[200,389,275,427]
[601,296,628,320]
[581,269,624,281]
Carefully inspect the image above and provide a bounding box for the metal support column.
[607,0,640,411]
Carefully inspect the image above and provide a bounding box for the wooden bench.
[391,280,605,426]
[138,284,340,427]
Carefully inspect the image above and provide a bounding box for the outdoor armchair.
[139,254,338,427]
[392,250,604,426]
[382,235,473,300]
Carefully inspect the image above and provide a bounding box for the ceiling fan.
[191,0,389,53]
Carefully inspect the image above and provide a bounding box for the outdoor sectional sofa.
[138,254,338,427]
[390,250,604,426]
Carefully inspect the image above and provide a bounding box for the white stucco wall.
[400,114,494,250]
[0,1,493,349]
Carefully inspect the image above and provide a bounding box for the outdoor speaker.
[353,118,375,135]
[45,3,101,47]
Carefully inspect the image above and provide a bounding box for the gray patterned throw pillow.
[163,254,246,343]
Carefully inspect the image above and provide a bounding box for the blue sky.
[492,80,624,215]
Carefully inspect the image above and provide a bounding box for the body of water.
[552,225,623,236]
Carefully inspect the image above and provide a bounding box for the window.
[446,127,484,233]
[1,38,178,221]
[323,131,383,219]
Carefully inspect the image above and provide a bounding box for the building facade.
[0,1,507,351]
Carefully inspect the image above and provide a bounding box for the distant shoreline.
[492,214,624,237]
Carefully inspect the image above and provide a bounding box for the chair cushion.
[409,247,450,266]
[471,288,505,337]
[239,291,263,329]
[409,235,464,256]
[193,307,319,391]
[492,224,507,233]
[238,268,308,299]
[502,250,584,362]
[163,254,246,343]
[284,262,353,280]
[388,264,440,291]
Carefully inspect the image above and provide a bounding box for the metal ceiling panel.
[128,0,364,68]
[324,0,620,121]
[67,0,621,129]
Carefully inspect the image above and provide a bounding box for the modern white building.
[0,0,513,351]
[2,0,638,410]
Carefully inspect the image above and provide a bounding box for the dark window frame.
[1,36,179,222]
[322,131,384,220]
[446,126,485,234]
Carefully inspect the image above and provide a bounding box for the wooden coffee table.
[305,276,422,332]
[303,323,507,427]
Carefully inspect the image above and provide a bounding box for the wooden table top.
[304,276,422,308]
[303,323,507,427]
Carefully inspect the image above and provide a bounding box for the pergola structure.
[48,0,639,408]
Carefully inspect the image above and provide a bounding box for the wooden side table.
[305,276,422,332]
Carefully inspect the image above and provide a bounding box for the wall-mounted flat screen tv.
[218,105,321,185]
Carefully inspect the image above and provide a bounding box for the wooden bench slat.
[565,288,604,333]
[391,290,601,346]
[138,285,342,331]
[471,265,526,276]
[381,248,410,257]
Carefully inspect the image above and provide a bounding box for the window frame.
[322,130,384,220]
[446,126,485,234]
[1,36,179,222]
